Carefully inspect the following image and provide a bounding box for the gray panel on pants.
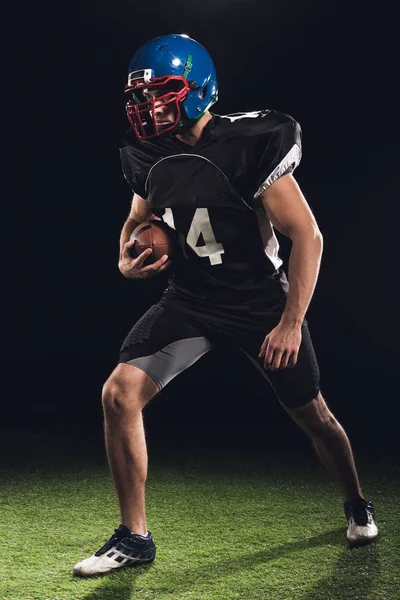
[127,336,213,390]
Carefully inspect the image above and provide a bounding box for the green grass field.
[1,425,399,600]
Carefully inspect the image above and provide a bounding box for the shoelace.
[95,526,128,556]
[347,499,374,526]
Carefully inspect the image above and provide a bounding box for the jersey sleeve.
[251,110,302,200]
[119,145,148,199]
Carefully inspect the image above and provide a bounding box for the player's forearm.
[281,230,323,327]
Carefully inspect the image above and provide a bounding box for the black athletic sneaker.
[344,498,378,545]
[73,524,156,576]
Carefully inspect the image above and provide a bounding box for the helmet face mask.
[124,34,218,140]
[125,74,190,140]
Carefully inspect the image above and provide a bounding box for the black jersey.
[119,109,302,310]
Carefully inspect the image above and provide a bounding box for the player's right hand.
[118,241,172,279]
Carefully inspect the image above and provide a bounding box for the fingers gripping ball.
[129,220,178,265]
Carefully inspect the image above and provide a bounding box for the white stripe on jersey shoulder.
[220,111,269,122]
[254,144,301,199]
[144,153,253,210]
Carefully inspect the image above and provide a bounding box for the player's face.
[143,87,178,124]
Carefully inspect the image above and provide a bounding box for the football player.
[73,33,378,576]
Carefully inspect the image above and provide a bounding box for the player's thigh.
[238,319,320,408]
[118,300,213,391]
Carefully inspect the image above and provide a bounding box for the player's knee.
[102,373,140,415]
[305,410,337,438]
[286,393,337,436]
[102,364,158,415]
[102,378,119,413]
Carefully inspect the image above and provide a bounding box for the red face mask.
[124,75,190,140]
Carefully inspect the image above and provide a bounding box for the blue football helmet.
[124,34,218,139]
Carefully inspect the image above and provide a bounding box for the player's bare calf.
[283,393,378,544]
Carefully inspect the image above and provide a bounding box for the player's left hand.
[258,321,302,370]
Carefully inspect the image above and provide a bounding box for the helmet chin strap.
[156,87,210,139]
[168,90,209,137]
[165,105,203,137]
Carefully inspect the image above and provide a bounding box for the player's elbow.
[288,222,323,244]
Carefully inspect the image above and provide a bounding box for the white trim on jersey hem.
[254,143,301,198]
[144,154,253,210]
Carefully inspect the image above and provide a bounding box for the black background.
[5,1,399,449]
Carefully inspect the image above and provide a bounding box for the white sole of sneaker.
[347,519,379,545]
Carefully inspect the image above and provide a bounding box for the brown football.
[129,220,178,265]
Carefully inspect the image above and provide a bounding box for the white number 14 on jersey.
[163,207,225,265]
